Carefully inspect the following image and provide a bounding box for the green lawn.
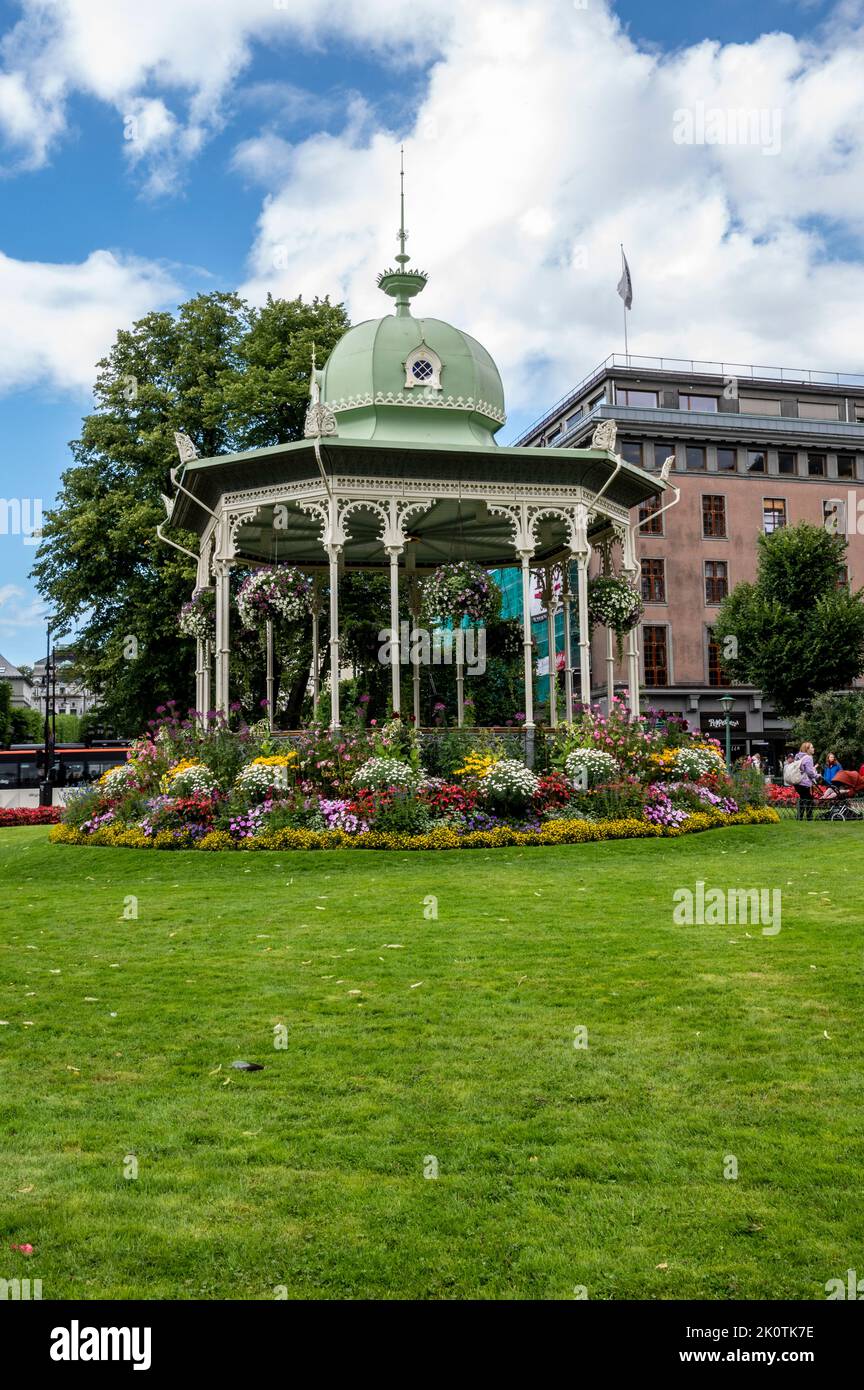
[1,822,862,1300]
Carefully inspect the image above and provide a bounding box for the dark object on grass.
[230,1061,264,1071]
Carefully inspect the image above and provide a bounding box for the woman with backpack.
[786,741,819,820]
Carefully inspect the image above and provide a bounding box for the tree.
[10,706,44,742]
[791,690,864,768]
[0,682,11,746]
[712,522,864,715]
[32,293,350,735]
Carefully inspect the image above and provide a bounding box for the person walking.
[823,752,842,784]
[793,741,819,820]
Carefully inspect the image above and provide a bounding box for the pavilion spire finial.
[397,144,409,266]
[377,144,428,315]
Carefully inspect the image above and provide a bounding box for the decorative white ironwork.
[591,418,618,453]
[304,402,338,438]
[324,390,506,426]
[173,431,199,464]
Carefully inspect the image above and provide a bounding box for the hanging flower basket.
[422,562,500,625]
[178,588,215,644]
[587,576,643,656]
[236,566,312,630]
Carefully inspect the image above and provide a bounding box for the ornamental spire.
[377,144,428,316]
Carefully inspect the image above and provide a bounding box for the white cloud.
[2,0,864,418]
[0,0,456,181]
[0,248,179,394]
[234,0,864,423]
[0,583,48,634]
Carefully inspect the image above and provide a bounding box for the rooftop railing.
[516,353,864,445]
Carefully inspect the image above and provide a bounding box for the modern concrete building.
[517,354,864,768]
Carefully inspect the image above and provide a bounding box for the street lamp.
[719,693,735,772]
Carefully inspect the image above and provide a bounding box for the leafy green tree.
[11,706,45,742]
[33,293,349,735]
[791,690,864,769]
[713,522,864,715]
[0,681,12,746]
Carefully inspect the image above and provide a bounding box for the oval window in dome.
[404,345,442,391]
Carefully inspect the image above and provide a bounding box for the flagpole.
[621,243,629,363]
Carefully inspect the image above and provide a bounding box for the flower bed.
[50,700,778,852]
[50,804,779,852]
[1,806,62,826]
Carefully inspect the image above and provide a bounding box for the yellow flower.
[453,751,499,778]
[159,758,204,793]
[251,753,296,766]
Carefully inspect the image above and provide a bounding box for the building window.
[705,560,728,604]
[680,393,718,412]
[741,397,781,415]
[643,625,669,686]
[702,494,727,538]
[747,449,766,473]
[707,629,731,687]
[639,494,664,535]
[778,451,797,475]
[837,454,857,480]
[808,452,826,476]
[617,388,658,408]
[620,440,642,466]
[837,564,850,590]
[565,409,583,428]
[589,392,606,409]
[855,405,864,423]
[653,441,674,471]
[799,400,840,420]
[763,498,787,533]
[686,445,707,471]
[717,447,737,472]
[641,558,666,603]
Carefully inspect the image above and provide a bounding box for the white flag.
[617,249,633,310]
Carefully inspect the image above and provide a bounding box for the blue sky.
[1,0,862,663]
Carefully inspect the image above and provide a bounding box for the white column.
[311,577,321,720]
[201,640,211,727]
[519,549,535,729]
[562,564,574,724]
[605,626,615,713]
[195,636,205,720]
[327,544,341,730]
[626,625,640,714]
[622,521,640,714]
[410,579,421,727]
[214,560,232,716]
[388,545,403,717]
[545,568,558,727]
[456,627,465,727]
[265,619,275,731]
[575,548,591,707]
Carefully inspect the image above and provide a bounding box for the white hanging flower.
[236,566,312,629]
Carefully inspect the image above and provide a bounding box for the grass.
[1,821,862,1301]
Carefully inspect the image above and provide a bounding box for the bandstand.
[160,199,672,739]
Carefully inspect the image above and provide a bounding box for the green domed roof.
[310,165,506,447]
[318,311,506,445]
